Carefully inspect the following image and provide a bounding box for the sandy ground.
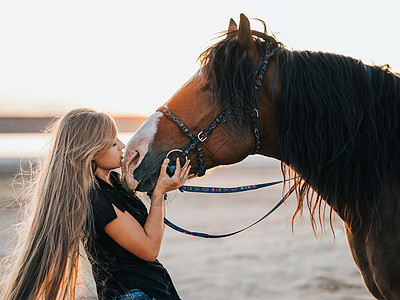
[0,158,373,299]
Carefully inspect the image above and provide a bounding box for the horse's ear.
[227,18,237,38]
[238,13,252,51]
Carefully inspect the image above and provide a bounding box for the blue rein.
[164,179,296,238]
[178,179,284,193]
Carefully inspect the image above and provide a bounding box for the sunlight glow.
[0,0,398,117]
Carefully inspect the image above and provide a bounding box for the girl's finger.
[185,159,191,170]
[179,159,190,177]
[183,165,191,178]
[179,168,190,182]
[160,158,168,174]
[172,158,182,180]
[183,160,192,180]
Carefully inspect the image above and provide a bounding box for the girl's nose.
[118,139,126,150]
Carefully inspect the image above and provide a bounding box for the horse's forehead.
[136,69,202,143]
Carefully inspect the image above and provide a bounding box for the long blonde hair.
[1,108,118,300]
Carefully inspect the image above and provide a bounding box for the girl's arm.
[104,158,191,261]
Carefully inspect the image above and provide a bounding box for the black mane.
[277,49,400,227]
[199,28,400,228]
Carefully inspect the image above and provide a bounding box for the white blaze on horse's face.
[122,111,162,191]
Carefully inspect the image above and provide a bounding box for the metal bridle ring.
[165,149,189,169]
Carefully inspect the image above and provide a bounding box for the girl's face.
[94,138,125,171]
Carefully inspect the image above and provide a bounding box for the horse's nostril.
[129,150,140,170]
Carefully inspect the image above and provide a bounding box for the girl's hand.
[153,158,192,196]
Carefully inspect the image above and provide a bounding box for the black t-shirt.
[85,171,180,300]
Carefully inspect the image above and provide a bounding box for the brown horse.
[122,14,400,299]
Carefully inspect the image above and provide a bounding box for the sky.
[0,0,399,117]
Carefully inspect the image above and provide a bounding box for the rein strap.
[164,183,295,238]
[178,179,283,193]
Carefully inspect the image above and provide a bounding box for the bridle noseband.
[157,46,272,176]
[156,107,228,176]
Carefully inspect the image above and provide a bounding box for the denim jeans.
[111,289,156,300]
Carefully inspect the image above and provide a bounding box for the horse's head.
[122,14,282,192]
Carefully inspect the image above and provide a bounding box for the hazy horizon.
[0,112,150,118]
[0,115,147,133]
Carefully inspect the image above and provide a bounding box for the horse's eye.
[201,83,213,93]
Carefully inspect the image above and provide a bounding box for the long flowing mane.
[277,49,400,228]
[199,27,400,229]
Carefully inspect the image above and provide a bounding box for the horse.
[122,14,400,299]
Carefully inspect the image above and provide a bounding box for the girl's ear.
[91,160,98,172]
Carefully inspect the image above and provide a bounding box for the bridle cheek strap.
[252,46,272,153]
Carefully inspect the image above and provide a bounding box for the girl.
[2,108,190,300]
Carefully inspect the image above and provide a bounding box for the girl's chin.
[110,163,122,170]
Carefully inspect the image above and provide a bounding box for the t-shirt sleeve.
[91,190,126,230]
